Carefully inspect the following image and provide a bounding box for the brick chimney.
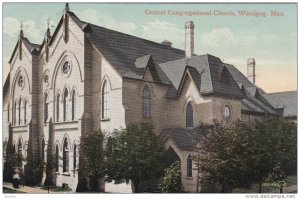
[185,21,194,58]
[247,58,256,84]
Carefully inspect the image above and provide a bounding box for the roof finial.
[20,20,24,38]
[65,3,70,11]
[46,17,51,39]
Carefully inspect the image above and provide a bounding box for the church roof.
[159,125,215,151]
[3,72,10,102]
[8,37,40,63]
[263,91,297,118]
[86,22,186,78]
[160,54,244,99]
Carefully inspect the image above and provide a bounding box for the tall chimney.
[247,58,256,84]
[185,21,194,58]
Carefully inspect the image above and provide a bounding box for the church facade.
[2,4,296,193]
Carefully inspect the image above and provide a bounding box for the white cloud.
[3,17,20,37]
[77,9,137,35]
[141,20,184,47]
[200,28,237,48]
[3,17,43,43]
[22,21,43,42]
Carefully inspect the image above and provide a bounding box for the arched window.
[55,145,59,172]
[18,139,22,155]
[23,100,27,125]
[63,138,69,172]
[18,99,22,125]
[101,80,108,119]
[63,89,69,122]
[56,94,60,122]
[73,144,77,172]
[18,139,22,167]
[14,102,17,125]
[187,154,193,177]
[71,90,76,121]
[42,138,45,162]
[142,85,151,118]
[44,93,49,123]
[13,144,16,154]
[186,102,193,128]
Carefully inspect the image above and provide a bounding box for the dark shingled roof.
[9,37,40,63]
[159,127,205,150]
[3,73,10,101]
[225,63,281,115]
[64,11,290,117]
[159,125,216,151]
[263,91,297,117]
[241,86,278,115]
[85,22,185,78]
[160,55,244,99]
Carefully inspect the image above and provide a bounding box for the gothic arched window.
[187,154,193,177]
[18,139,22,155]
[63,138,69,172]
[101,80,108,119]
[186,102,193,128]
[55,144,59,172]
[23,100,27,125]
[44,93,49,123]
[17,139,22,166]
[71,90,76,121]
[14,102,17,126]
[18,99,22,125]
[42,138,45,162]
[73,144,77,172]
[56,94,60,122]
[142,85,151,118]
[63,89,69,122]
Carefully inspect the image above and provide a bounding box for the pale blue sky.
[3,3,297,92]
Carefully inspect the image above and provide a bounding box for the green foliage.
[194,122,255,192]
[3,150,26,183]
[161,161,184,193]
[194,117,297,192]
[79,131,105,192]
[252,117,297,187]
[105,121,165,192]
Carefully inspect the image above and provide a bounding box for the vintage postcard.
[2,2,297,198]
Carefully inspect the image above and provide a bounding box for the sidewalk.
[283,185,297,193]
[4,182,54,194]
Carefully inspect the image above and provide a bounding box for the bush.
[161,161,184,193]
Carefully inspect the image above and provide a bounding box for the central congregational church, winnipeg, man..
[3,4,296,193]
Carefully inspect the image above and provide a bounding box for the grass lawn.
[3,187,26,193]
[233,175,297,193]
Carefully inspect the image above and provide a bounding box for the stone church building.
[2,4,297,193]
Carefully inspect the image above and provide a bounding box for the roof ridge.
[85,21,185,54]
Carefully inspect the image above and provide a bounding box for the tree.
[194,122,255,192]
[194,118,297,193]
[106,122,165,193]
[161,161,184,193]
[77,131,106,192]
[252,117,297,192]
[43,155,60,193]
